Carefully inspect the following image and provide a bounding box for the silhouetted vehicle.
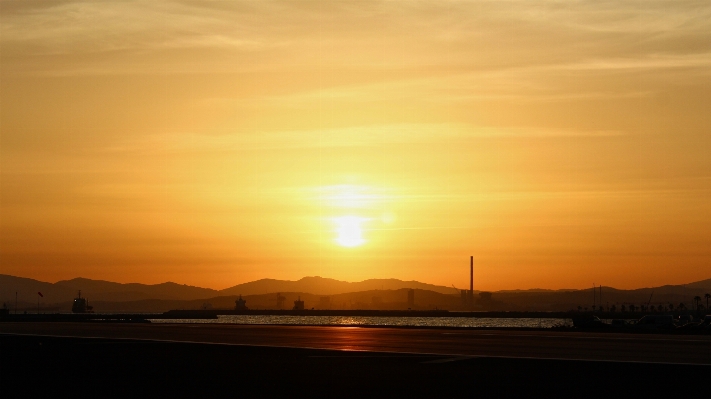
[572,315,604,328]
[673,314,711,331]
[71,291,94,313]
[678,314,694,325]
[611,319,633,326]
[635,315,676,330]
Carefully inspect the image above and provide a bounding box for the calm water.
[149,315,573,328]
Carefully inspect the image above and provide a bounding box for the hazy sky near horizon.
[1,1,711,290]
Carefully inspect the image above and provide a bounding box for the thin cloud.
[102,124,625,155]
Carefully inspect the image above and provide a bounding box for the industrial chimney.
[470,256,473,294]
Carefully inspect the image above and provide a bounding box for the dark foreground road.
[2,322,710,364]
[2,323,710,398]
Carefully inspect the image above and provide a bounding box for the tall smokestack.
[470,256,473,293]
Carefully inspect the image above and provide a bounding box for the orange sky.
[1,1,711,291]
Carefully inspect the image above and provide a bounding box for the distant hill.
[0,274,456,306]
[0,274,217,304]
[0,274,76,305]
[55,277,218,301]
[219,276,458,297]
[493,282,711,311]
[2,273,710,313]
[495,288,578,293]
[680,278,711,291]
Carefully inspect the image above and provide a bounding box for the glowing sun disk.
[333,216,367,247]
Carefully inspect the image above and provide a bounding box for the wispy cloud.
[102,124,624,155]
[3,0,710,75]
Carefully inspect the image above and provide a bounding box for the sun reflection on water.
[150,316,573,328]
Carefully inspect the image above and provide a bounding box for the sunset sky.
[1,1,710,291]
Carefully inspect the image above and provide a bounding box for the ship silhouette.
[71,290,94,313]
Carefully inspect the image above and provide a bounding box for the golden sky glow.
[1,1,711,290]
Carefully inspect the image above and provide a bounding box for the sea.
[149,315,573,328]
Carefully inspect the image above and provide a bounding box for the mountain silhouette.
[2,274,711,312]
[0,274,217,304]
[218,276,458,297]
[55,277,217,301]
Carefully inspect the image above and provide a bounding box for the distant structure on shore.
[71,290,94,313]
[276,293,286,309]
[293,296,304,310]
[461,256,475,307]
[235,295,248,310]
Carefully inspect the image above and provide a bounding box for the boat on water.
[71,290,94,313]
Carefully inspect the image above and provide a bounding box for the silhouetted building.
[293,296,305,310]
[235,295,248,310]
[461,290,474,307]
[407,289,415,308]
[470,255,474,293]
[72,290,94,313]
[319,296,331,309]
[276,293,286,309]
[461,256,475,307]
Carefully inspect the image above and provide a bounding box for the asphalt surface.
[2,322,710,364]
[5,333,709,398]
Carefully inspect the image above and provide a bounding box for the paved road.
[2,322,710,365]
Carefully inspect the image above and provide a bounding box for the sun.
[333,216,368,247]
